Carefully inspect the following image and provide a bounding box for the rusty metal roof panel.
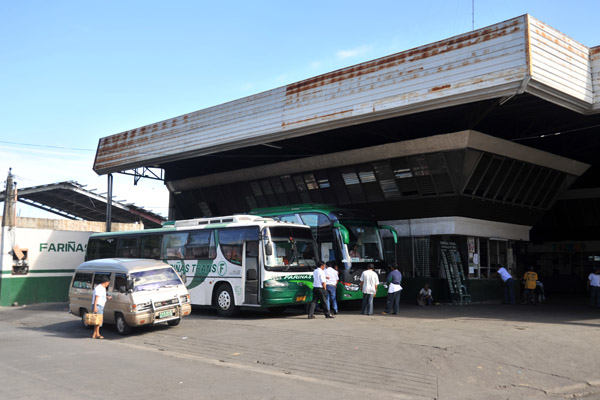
[94,15,598,175]
[526,16,594,111]
[591,46,600,112]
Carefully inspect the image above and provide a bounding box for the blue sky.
[1,0,599,218]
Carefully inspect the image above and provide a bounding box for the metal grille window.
[414,237,430,278]
[292,175,311,203]
[303,173,324,203]
[342,171,360,185]
[281,175,301,204]
[463,153,567,210]
[410,156,436,196]
[373,160,401,199]
[359,170,376,183]
[270,177,290,204]
[392,158,419,196]
[318,178,330,188]
[304,173,319,190]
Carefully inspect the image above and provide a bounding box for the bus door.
[243,240,260,305]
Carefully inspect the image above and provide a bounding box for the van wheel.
[81,308,92,329]
[214,285,238,317]
[115,313,132,335]
[167,318,181,327]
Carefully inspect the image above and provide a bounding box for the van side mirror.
[265,242,273,256]
[126,278,134,292]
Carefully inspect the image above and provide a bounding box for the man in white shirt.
[92,275,112,339]
[359,263,379,315]
[493,265,515,305]
[588,267,600,307]
[325,262,339,315]
[308,261,335,319]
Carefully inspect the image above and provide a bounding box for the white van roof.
[75,258,171,274]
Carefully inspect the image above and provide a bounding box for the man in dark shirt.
[382,265,402,315]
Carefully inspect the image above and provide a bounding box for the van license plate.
[159,310,174,318]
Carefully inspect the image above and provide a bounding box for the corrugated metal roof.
[94,14,599,175]
[591,46,600,112]
[0,181,166,228]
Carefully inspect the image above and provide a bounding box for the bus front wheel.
[214,285,238,317]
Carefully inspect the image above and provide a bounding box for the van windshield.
[131,268,182,291]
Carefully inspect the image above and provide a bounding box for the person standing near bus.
[382,265,402,315]
[308,261,334,319]
[325,262,339,315]
[360,263,379,315]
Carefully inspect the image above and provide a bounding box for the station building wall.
[0,218,140,306]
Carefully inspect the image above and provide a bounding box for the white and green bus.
[85,215,318,316]
[251,204,398,301]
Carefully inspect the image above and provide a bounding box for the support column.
[106,173,113,232]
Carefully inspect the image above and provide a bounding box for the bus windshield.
[265,227,317,272]
[131,267,183,292]
[343,221,384,263]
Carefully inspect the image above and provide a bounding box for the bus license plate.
[159,310,174,318]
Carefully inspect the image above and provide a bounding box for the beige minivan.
[69,258,191,335]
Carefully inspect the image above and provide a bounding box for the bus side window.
[162,233,188,260]
[299,212,331,243]
[72,272,92,289]
[141,235,162,259]
[88,238,117,260]
[279,214,299,224]
[117,237,139,258]
[218,228,258,265]
[185,230,215,259]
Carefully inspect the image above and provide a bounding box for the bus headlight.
[264,280,289,288]
[343,283,360,292]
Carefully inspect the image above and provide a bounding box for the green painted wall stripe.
[0,276,72,306]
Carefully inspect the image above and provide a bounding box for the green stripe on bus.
[1,269,75,275]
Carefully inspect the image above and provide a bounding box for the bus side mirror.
[380,225,398,244]
[333,222,350,245]
[265,242,273,256]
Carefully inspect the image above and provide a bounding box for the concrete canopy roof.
[93,14,600,176]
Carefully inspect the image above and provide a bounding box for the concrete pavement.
[0,298,599,399]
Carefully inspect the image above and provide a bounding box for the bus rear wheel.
[214,285,238,317]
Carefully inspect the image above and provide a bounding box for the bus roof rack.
[173,214,275,228]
